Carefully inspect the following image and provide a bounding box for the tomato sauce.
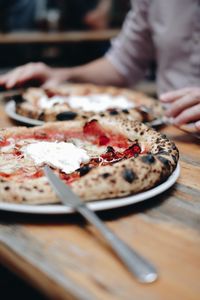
[0,120,142,184]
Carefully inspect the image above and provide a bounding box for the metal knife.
[44,165,158,283]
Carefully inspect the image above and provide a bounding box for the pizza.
[10,84,163,124]
[0,116,179,205]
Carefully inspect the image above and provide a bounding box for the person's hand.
[84,0,111,30]
[84,8,109,29]
[0,62,68,89]
[160,87,200,133]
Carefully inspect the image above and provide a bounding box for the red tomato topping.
[123,144,141,158]
[99,135,110,146]
[0,138,10,147]
[13,149,22,156]
[0,173,11,178]
[84,120,129,148]
[100,143,141,162]
[83,120,104,136]
[60,172,80,184]
[28,169,44,179]
[107,135,129,148]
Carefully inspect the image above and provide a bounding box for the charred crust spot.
[172,144,177,150]
[161,134,167,139]
[157,156,170,168]
[38,112,45,120]
[122,109,129,114]
[78,165,91,177]
[106,146,114,153]
[100,113,105,117]
[141,154,155,164]
[90,119,98,123]
[109,109,119,115]
[56,111,78,121]
[81,115,88,119]
[101,173,111,179]
[110,179,116,184]
[122,169,136,184]
[171,154,177,163]
[4,186,10,191]
[11,94,25,104]
[157,150,170,156]
[139,110,149,122]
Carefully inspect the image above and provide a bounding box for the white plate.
[0,164,180,214]
[5,101,44,126]
[5,100,163,128]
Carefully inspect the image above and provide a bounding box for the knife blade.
[44,165,158,283]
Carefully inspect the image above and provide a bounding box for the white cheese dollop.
[39,96,67,109]
[38,94,134,112]
[22,141,90,174]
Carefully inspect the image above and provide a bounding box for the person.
[0,0,199,132]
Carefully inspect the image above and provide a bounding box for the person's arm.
[106,0,154,86]
[84,0,112,29]
[0,57,126,89]
[160,87,200,133]
[66,57,126,86]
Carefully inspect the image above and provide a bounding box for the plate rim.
[0,164,180,214]
[5,100,44,126]
[5,100,162,128]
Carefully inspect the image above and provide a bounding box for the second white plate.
[5,101,44,126]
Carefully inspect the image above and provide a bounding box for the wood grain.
[0,96,200,300]
[0,30,119,45]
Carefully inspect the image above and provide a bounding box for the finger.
[6,69,25,88]
[5,64,43,88]
[173,103,200,125]
[195,121,200,132]
[42,79,60,88]
[0,74,7,84]
[165,93,200,117]
[0,72,14,85]
[14,68,41,85]
[0,65,28,87]
[160,87,195,103]
[179,121,200,134]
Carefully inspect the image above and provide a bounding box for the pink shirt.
[106,0,200,95]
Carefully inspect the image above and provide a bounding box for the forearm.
[56,57,127,87]
[97,0,112,12]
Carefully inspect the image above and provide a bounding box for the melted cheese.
[22,141,90,174]
[38,94,134,112]
[39,96,67,109]
[0,138,15,153]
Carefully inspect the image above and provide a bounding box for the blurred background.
[0,0,130,69]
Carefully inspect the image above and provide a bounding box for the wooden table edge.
[0,242,87,300]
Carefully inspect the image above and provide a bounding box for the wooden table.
[0,30,119,45]
[0,93,200,300]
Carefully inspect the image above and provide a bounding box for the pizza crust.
[13,84,163,123]
[0,117,179,204]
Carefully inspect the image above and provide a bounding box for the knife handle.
[77,204,158,283]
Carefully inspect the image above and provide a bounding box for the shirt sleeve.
[106,0,154,86]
